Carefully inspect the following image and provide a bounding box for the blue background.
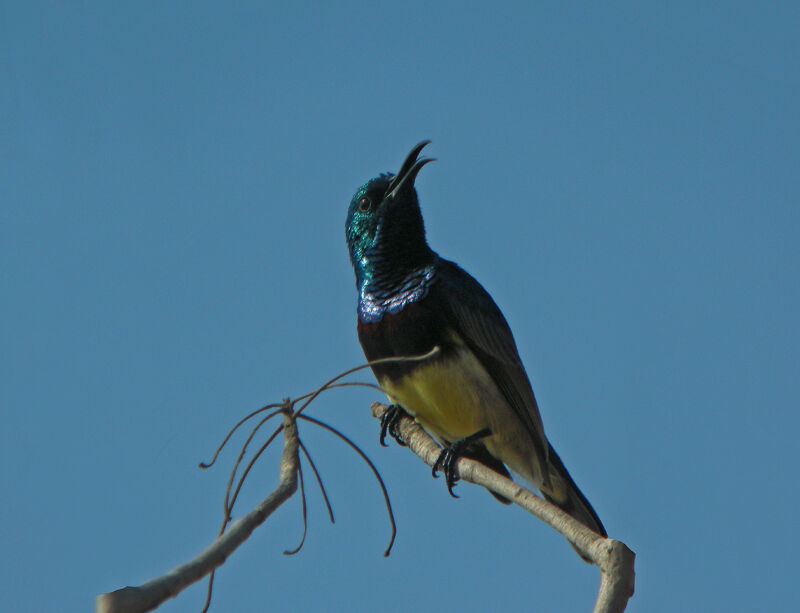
[2,2,798,611]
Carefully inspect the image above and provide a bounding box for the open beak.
[384,140,436,201]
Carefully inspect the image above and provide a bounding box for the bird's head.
[345,141,436,282]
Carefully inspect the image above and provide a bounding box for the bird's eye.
[357,196,372,212]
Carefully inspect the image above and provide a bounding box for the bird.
[345,141,607,550]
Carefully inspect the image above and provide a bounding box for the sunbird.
[345,142,606,549]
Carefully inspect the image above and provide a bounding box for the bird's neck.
[355,247,438,323]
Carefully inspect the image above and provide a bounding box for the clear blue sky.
[2,2,798,612]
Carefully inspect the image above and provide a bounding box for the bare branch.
[97,347,629,612]
[369,402,635,613]
[95,411,300,613]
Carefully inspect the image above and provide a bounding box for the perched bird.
[345,141,606,547]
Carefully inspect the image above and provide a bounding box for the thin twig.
[200,568,214,613]
[294,347,440,419]
[199,403,286,469]
[224,411,284,516]
[284,461,307,555]
[299,440,335,523]
[297,414,397,557]
[225,423,285,528]
[198,383,382,471]
[199,351,437,475]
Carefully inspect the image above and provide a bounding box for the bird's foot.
[432,428,493,498]
[379,404,409,447]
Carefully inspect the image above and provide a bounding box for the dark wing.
[434,257,550,473]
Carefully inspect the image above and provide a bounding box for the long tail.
[541,443,606,560]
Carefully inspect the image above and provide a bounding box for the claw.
[432,447,461,498]
[379,404,408,447]
[431,428,493,499]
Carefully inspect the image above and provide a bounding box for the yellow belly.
[377,337,546,487]
[379,346,500,443]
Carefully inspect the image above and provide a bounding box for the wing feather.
[434,257,550,472]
